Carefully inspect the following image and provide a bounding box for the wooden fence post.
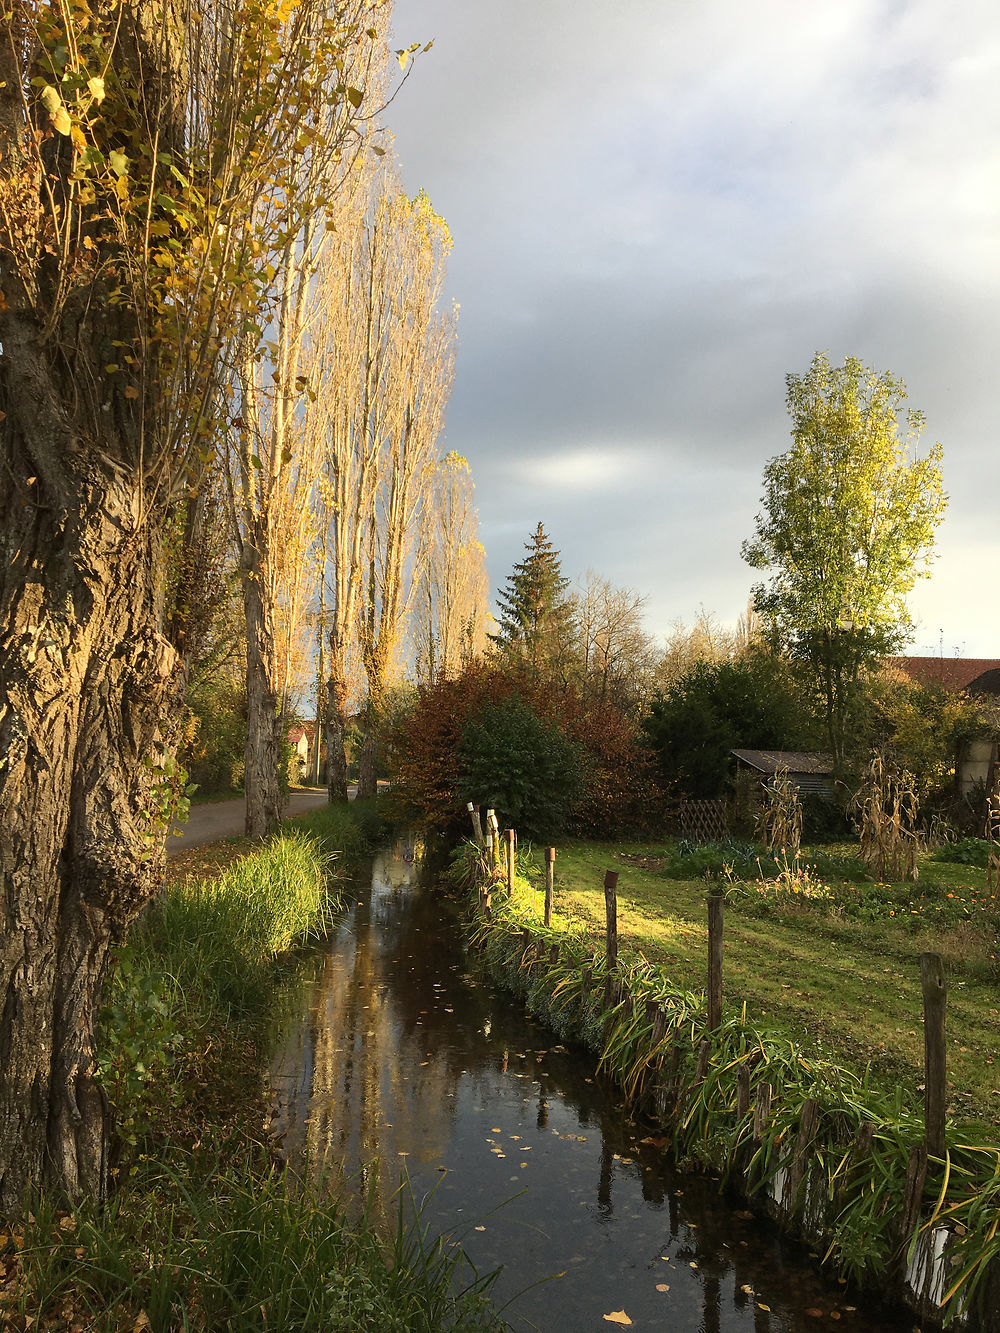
[921,951,947,1158]
[544,847,556,927]
[506,828,516,893]
[486,810,499,873]
[603,870,619,1012]
[604,870,619,973]
[707,892,724,1031]
[467,802,484,847]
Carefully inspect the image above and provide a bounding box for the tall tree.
[572,571,657,714]
[492,522,576,680]
[0,0,376,1210]
[742,352,946,763]
[222,18,390,836]
[412,451,489,684]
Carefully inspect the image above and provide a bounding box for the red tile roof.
[888,657,1000,693]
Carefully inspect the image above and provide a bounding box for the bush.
[934,837,992,868]
[458,695,585,841]
[389,663,670,839]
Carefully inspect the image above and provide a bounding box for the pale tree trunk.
[325,675,351,803]
[242,534,285,837]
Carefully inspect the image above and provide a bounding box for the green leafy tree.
[642,653,810,798]
[491,523,576,680]
[742,353,946,763]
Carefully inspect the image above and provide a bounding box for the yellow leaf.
[603,1314,632,1326]
[87,75,105,103]
[124,385,139,400]
[53,105,72,136]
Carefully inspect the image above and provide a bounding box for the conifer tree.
[492,523,576,677]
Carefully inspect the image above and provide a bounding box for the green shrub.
[458,695,586,841]
[934,836,992,868]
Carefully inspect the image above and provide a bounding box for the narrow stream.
[269,841,918,1332]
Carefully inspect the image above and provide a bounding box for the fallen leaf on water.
[740,1284,754,1294]
[736,1209,754,1219]
[655,1283,670,1292]
[689,1261,698,1270]
[603,1313,632,1326]
[806,1310,823,1318]
[757,1303,771,1312]
[475,1226,486,1232]
[829,1314,842,1322]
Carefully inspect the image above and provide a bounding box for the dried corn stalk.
[757,767,803,856]
[851,753,922,882]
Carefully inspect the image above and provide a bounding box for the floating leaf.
[603,1313,632,1326]
[656,1283,670,1292]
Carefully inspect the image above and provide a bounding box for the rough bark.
[325,675,351,803]
[0,1,186,1212]
[0,451,177,1212]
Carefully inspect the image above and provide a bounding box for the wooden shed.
[731,749,835,797]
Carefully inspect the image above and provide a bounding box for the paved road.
[169,788,343,853]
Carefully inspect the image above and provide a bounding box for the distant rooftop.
[888,657,1000,694]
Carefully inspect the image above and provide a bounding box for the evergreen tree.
[492,523,576,677]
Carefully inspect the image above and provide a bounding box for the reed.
[457,850,1000,1326]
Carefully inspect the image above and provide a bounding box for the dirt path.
[168,788,343,853]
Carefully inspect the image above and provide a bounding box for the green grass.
[7,801,504,1332]
[514,838,1000,1134]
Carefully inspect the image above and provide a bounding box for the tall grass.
[8,804,507,1331]
[15,1159,502,1331]
[457,846,1000,1327]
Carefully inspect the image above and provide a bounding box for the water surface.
[269,841,918,1332]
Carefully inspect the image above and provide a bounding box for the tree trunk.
[325,675,351,803]
[357,717,379,800]
[242,556,284,838]
[0,460,178,1213]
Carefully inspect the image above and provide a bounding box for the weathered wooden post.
[486,810,499,874]
[467,802,484,847]
[506,828,516,893]
[544,847,556,927]
[603,869,619,1013]
[707,892,724,1031]
[920,951,947,1158]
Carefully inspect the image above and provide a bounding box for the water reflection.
[270,842,918,1333]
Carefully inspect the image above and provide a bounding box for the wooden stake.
[467,802,484,847]
[707,892,724,1032]
[920,951,947,1158]
[544,847,556,927]
[506,828,516,893]
[604,870,619,972]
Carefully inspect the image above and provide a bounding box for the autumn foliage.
[388,664,670,840]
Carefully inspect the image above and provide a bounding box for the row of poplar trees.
[0,0,486,1212]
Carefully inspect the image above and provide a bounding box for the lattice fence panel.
[678,799,728,842]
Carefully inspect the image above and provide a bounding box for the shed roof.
[732,749,834,776]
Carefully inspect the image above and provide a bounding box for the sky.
[387,0,999,658]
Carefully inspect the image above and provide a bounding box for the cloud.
[394,0,1000,655]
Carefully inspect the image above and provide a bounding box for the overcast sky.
[387,0,998,658]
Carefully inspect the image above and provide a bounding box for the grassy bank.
[452,837,1000,1327]
[515,837,1000,1134]
[7,802,503,1332]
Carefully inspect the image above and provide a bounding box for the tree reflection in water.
[269,840,915,1333]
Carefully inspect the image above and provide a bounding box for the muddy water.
[269,842,918,1332]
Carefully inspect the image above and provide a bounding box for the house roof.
[889,657,1000,693]
[732,749,834,776]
